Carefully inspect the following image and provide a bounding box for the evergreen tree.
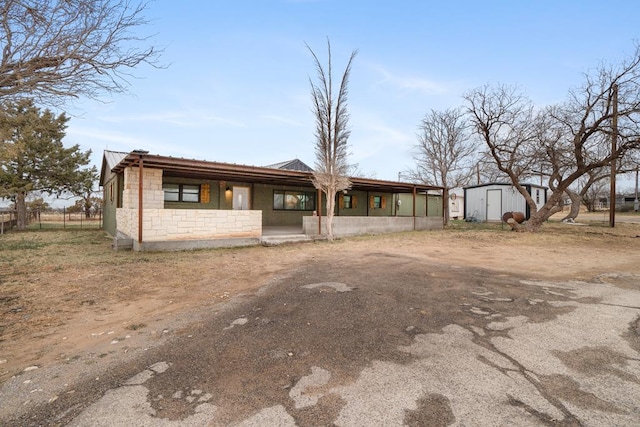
[0,99,92,230]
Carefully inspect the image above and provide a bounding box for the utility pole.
[609,84,618,228]
[635,165,639,213]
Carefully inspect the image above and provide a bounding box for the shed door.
[486,189,502,221]
[233,186,250,210]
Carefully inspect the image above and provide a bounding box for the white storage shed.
[463,183,547,222]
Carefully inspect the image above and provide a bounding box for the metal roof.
[464,182,548,190]
[108,151,444,194]
[265,159,314,172]
[99,150,128,186]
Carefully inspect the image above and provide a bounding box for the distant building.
[463,183,548,222]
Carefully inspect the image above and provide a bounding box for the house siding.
[254,183,317,226]
[336,190,368,216]
[162,176,221,209]
[102,175,118,236]
[396,194,443,217]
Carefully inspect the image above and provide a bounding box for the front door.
[233,186,250,210]
[486,189,502,221]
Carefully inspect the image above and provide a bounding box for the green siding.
[335,190,367,216]
[102,175,119,236]
[427,195,443,217]
[394,193,443,217]
[255,183,317,226]
[396,193,427,216]
[364,192,394,216]
[163,177,222,209]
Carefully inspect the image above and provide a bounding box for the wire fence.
[0,208,102,234]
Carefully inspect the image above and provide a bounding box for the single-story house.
[463,182,548,222]
[100,150,445,251]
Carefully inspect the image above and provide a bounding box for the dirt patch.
[1,219,639,385]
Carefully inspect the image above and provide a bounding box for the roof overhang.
[111,152,443,194]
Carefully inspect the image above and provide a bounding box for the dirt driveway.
[1,220,640,425]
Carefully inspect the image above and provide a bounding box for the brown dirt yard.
[1,216,640,425]
[1,217,639,383]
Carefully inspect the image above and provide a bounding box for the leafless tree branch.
[0,0,161,106]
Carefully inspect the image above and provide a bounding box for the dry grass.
[1,219,639,381]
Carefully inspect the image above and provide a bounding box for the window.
[369,195,387,209]
[535,189,540,204]
[163,183,201,203]
[339,193,358,210]
[273,190,316,211]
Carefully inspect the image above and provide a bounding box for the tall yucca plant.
[307,39,357,241]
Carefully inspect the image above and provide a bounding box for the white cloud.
[369,64,450,95]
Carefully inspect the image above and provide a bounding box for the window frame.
[343,194,352,209]
[163,183,201,203]
[273,190,316,211]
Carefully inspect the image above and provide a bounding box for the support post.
[412,186,417,230]
[138,154,144,243]
[634,166,638,213]
[317,188,322,235]
[609,84,618,228]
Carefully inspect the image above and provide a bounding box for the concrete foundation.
[303,216,443,237]
[131,237,261,252]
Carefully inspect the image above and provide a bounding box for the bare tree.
[408,108,477,224]
[0,0,160,105]
[464,84,545,228]
[561,150,638,220]
[307,40,357,241]
[469,152,510,185]
[563,168,608,219]
[583,178,609,212]
[466,43,640,232]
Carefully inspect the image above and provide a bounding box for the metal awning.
[111,151,443,194]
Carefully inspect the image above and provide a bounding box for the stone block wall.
[117,208,262,242]
[122,167,164,210]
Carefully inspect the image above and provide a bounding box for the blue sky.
[65,0,640,187]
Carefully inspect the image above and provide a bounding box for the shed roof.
[99,150,128,186]
[106,150,443,194]
[464,182,548,191]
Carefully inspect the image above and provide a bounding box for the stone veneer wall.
[116,166,261,242]
[117,208,261,242]
[122,167,164,209]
